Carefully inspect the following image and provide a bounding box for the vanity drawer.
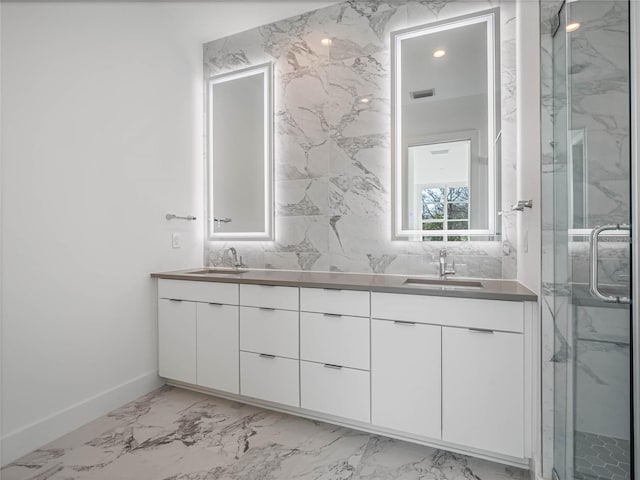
[371,293,523,333]
[158,279,238,305]
[240,306,298,358]
[300,288,370,317]
[300,361,370,423]
[240,284,298,310]
[300,312,369,370]
[240,352,299,407]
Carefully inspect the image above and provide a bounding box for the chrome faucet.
[439,249,456,280]
[224,247,246,270]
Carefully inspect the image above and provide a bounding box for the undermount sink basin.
[186,268,248,275]
[403,278,484,290]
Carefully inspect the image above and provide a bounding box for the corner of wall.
[0,371,162,466]
[515,0,542,296]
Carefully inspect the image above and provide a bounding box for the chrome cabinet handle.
[323,363,343,370]
[168,299,183,302]
[589,224,631,304]
[324,313,342,318]
[259,307,276,311]
[394,320,416,326]
[208,302,223,306]
[468,328,494,334]
[259,353,275,359]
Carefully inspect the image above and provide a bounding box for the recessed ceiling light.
[360,97,370,103]
[433,49,446,58]
[321,38,332,46]
[566,22,581,32]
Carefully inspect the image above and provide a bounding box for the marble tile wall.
[540,1,631,477]
[203,0,518,278]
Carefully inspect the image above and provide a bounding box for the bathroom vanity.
[151,269,537,469]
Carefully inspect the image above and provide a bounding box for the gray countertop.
[151,268,537,302]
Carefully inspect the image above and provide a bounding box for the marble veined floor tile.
[2,386,527,480]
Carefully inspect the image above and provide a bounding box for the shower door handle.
[589,224,631,304]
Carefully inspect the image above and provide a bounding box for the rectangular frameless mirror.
[207,63,273,240]
[392,9,500,240]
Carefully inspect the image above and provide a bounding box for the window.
[421,184,470,241]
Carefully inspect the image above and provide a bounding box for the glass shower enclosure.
[543,1,633,479]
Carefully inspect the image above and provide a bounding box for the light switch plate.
[172,233,181,249]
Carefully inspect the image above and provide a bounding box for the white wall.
[515,1,541,476]
[0,0,334,465]
[516,1,541,294]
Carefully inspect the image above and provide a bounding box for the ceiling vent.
[410,88,435,100]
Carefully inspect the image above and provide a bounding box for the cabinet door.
[300,312,369,370]
[442,327,524,458]
[240,352,299,407]
[196,303,239,394]
[300,361,370,423]
[371,319,441,439]
[240,306,299,359]
[158,299,196,384]
[300,288,370,317]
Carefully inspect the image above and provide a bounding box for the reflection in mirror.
[569,129,587,232]
[392,9,500,240]
[207,63,273,240]
[409,140,471,241]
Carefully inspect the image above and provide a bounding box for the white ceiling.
[153,1,339,45]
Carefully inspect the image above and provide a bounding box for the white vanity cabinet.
[157,280,239,393]
[155,275,535,469]
[371,292,529,461]
[299,288,371,422]
[239,284,300,407]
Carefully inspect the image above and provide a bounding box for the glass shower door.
[550,1,633,479]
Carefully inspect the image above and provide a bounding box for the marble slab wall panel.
[203,0,518,278]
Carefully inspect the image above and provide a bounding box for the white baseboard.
[0,370,162,466]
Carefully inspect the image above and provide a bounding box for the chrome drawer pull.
[468,328,494,334]
[208,302,223,306]
[259,353,276,359]
[324,313,342,318]
[168,299,183,302]
[323,363,343,370]
[394,320,416,326]
[259,307,276,311]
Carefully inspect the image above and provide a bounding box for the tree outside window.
[421,184,470,241]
